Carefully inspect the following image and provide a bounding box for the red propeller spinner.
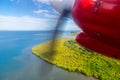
[72,0,120,59]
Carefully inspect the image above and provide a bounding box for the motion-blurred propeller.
[49,0,75,49]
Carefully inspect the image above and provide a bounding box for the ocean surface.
[0,31,93,80]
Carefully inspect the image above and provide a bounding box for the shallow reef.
[32,38,120,80]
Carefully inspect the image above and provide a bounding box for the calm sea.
[0,31,89,80]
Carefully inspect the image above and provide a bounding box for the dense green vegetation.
[32,38,120,80]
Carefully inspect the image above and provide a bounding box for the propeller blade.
[52,8,71,39]
[49,8,71,53]
[48,0,75,53]
[49,0,75,18]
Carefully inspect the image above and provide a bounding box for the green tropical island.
[32,38,120,80]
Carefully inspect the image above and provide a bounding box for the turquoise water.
[0,31,93,80]
[0,31,52,78]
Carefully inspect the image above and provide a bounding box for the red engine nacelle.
[72,0,120,59]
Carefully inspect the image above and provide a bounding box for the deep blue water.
[0,31,90,80]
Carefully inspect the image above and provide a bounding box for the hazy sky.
[0,0,79,31]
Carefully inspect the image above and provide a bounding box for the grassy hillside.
[32,38,120,80]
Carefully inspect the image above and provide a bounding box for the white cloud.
[0,15,54,31]
[32,0,60,18]
[33,10,58,18]
[44,13,58,18]
[33,0,74,18]
[33,0,64,3]
[0,15,80,31]
[32,0,50,4]
[33,10,49,14]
